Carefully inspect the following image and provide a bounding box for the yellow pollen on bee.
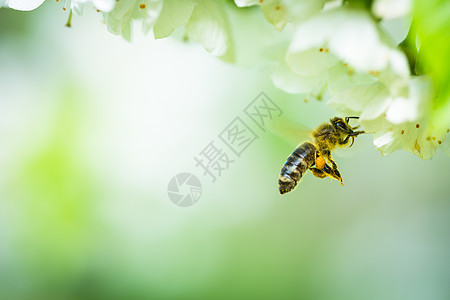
[139,3,146,9]
[325,48,329,53]
[401,130,404,134]
[316,156,326,170]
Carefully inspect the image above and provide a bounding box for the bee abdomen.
[279,142,316,194]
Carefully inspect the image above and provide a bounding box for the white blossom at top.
[184,0,234,61]
[234,0,328,31]
[287,8,410,76]
[0,0,45,11]
[328,71,447,159]
[272,8,409,98]
[72,0,115,15]
[55,0,116,15]
[152,0,196,39]
[104,0,234,61]
[3,0,446,159]
[269,6,448,159]
[373,0,412,20]
[104,0,162,41]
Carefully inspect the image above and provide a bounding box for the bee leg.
[311,164,343,185]
[309,167,327,179]
[332,168,344,186]
[324,152,344,185]
[339,135,351,146]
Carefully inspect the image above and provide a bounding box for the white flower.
[234,0,258,7]
[152,0,196,39]
[329,74,448,159]
[271,53,329,95]
[104,0,162,41]
[184,0,234,61]
[272,7,408,98]
[269,5,448,159]
[74,0,115,15]
[0,0,44,11]
[373,0,412,20]
[287,8,410,76]
[234,0,259,7]
[104,0,233,61]
[234,0,326,31]
[56,0,115,15]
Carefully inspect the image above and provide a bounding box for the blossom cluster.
[1,0,449,159]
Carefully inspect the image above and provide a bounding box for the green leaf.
[412,0,450,132]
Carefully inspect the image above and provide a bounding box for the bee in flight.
[279,116,364,194]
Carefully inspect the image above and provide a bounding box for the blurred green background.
[1,3,449,300]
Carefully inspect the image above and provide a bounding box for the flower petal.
[373,0,412,19]
[272,60,327,94]
[93,0,115,12]
[234,0,259,8]
[286,47,339,77]
[153,0,196,39]
[185,0,234,62]
[260,0,288,31]
[373,130,402,156]
[103,0,161,40]
[288,8,409,75]
[385,76,432,124]
[4,0,45,11]
[328,82,390,120]
[103,0,136,37]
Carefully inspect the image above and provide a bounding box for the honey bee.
[278,117,364,194]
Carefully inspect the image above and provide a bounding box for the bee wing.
[266,117,313,146]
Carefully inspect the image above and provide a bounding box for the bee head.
[330,117,355,134]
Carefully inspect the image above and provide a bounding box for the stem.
[65,9,73,28]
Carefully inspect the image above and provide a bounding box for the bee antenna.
[345,116,359,123]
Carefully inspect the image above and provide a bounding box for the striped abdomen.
[278,142,316,194]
